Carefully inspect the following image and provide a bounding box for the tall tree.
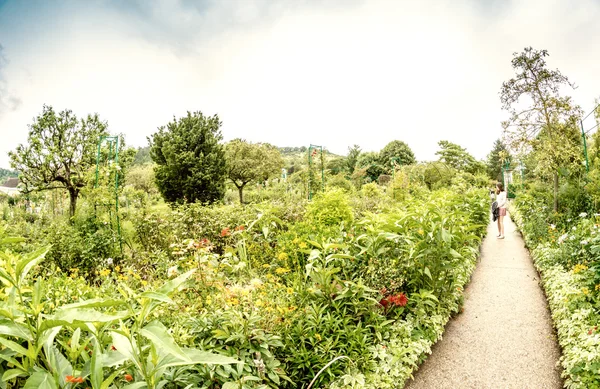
[149,111,227,204]
[356,152,384,183]
[346,144,361,174]
[435,140,484,174]
[500,47,582,211]
[225,139,284,204]
[379,140,416,172]
[486,139,509,181]
[9,105,108,216]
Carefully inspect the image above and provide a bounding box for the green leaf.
[222,383,239,389]
[110,331,142,371]
[16,246,49,284]
[155,269,195,295]
[50,308,129,324]
[1,368,26,382]
[91,343,102,389]
[22,371,58,389]
[46,346,73,388]
[122,383,147,389]
[0,237,26,246]
[139,292,173,304]
[424,267,432,280]
[0,336,29,356]
[0,320,30,340]
[100,370,122,389]
[59,298,127,310]
[140,321,187,361]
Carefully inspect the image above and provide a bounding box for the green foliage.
[0,168,17,183]
[346,145,361,174]
[132,146,152,165]
[379,140,416,171]
[9,105,109,216]
[225,139,284,204]
[306,189,354,227]
[149,111,227,204]
[486,139,509,181]
[356,152,384,183]
[435,140,484,175]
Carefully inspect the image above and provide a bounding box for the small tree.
[379,140,416,171]
[500,47,582,211]
[9,105,108,216]
[149,111,227,204]
[225,139,284,204]
[346,144,361,174]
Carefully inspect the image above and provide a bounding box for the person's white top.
[497,191,507,208]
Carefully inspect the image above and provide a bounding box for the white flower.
[580,212,588,218]
[106,257,114,265]
[558,234,569,244]
[572,226,577,231]
[570,235,575,241]
[167,266,179,278]
[581,240,589,245]
[567,219,572,223]
[550,224,556,230]
[249,278,263,288]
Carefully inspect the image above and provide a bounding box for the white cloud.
[0,0,599,169]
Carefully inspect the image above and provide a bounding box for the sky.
[0,0,599,169]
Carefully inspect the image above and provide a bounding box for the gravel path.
[404,214,563,389]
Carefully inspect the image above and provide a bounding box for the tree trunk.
[238,186,244,204]
[553,172,559,212]
[68,188,78,218]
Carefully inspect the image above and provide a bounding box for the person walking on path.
[496,183,507,239]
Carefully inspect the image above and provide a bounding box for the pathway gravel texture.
[404,214,563,389]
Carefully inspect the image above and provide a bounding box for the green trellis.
[94,136,122,254]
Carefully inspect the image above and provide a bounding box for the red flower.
[379,297,390,308]
[220,228,230,237]
[379,293,408,309]
[235,225,245,231]
[124,374,133,382]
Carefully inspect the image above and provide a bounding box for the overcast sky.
[0,0,599,169]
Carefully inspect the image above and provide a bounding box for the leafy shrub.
[306,189,353,227]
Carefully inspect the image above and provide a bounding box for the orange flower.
[235,225,245,231]
[124,374,133,382]
[220,228,230,237]
[66,375,84,383]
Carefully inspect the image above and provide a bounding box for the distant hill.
[0,168,18,184]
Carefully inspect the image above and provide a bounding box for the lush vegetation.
[499,47,600,387]
[0,101,494,388]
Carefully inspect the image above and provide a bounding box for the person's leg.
[499,215,505,237]
[497,217,501,235]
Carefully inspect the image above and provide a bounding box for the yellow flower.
[262,264,271,269]
[573,264,588,274]
[287,288,294,294]
[114,266,121,272]
[230,298,239,306]
[99,269,111,277]
[141,280,148,286]
[275,267,290,275]
[418,229,424,235]
[255,299,264,307]
[595,284,600,291]
[277,252,289,261]
[315,333,321,341]
[298,242,307,249]
[583,287,590,295]
[292,238,299,244]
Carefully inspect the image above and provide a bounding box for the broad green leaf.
[0,336,29,356]
[140,321,187,361]
[46,346,73,388]
[0,237,26,245]
[59,298,127,310]
[50,308,129,324]
[100,370,122,389]
[91,342,102,389]
[22,371,57,389]
[139,292,173,304]
[122,383,147,389]
[0,320,30,339]
[222,383,238,389]
[16,246,49,284]
[155,269,195,295]
[424,267,432,280]
[110,331,142,371]
[2,368,26,382]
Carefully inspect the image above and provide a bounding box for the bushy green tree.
[225,139,284,204]
[9,105,109,216]
[486,139,509,181]
[435,140,484,174]
[346,144,361,174]
[500,47,582,211]
[149,111,226,204]
[379,140,416,171]
[356,152,384,182]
